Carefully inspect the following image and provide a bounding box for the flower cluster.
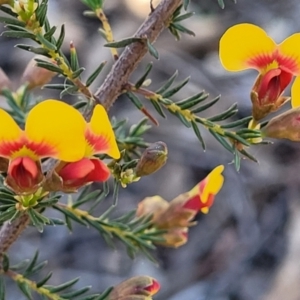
[0,99,120,196]
[136,165,224,248]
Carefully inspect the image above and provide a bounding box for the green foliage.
[124,66,262,171]
[217,0,238,9]
[168,5,195,40]
[1,252,113,300]
[81,0,104,11]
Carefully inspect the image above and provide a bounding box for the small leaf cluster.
[0,186,62,232]
[168,5,195,40]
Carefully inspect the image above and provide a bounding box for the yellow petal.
[201,207,209,214]
[25,100,86,161]
[87,104,120,159]
[0,109,23,157]
[291,77,300,108]
[278,33,300,75]
[219,23,276,71]
[201,165,224,203]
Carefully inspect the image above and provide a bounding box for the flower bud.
[5,158,44,195]
[108,276,160,300]
[251,72,291,121]
[135,141,167,177]
[262,107,300,141]
[21,57,56,90]
[0,68,12,93]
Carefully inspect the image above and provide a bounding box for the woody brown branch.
[0,0,183,266]
[0,213,30,268]
[95,0,183,111]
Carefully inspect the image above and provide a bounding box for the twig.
[0,213,30,268]
[96,8,119,60]
[95,0,183,111]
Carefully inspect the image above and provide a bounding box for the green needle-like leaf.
[61,286,92,298]
[176,91,208,110]
[146,40,159,59]
[86,61,106,87]
[104,37,143,48]
[2,254,9,272]
[135,63,153,89]
[0,16,25,26]
[191,121,205,150]
[220,116,253,129]
[36,272,53,288]
[23,251,39,277]
[156,70,178,94]
[56,24,65,50]
[209,129,234,153]
[161,77,190,98]
[46,277,80,293]
[208,103,238,122]
[150,100,166,118]
[190,96,220,114]
[0,277,5,300]
[183,0,190,10]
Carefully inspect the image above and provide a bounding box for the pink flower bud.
[21,57,56,90]
[262,107,300,141]
[108,276,160,300]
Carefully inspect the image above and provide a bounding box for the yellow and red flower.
[136,165,224,248]
[183,165,224,214]
[219,23,300,120]
[53,104,120,191]
[0,100,86,194]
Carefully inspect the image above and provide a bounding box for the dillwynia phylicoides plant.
[0,0,300,299]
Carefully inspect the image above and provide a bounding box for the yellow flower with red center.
[183,165,224,214]
[0,100,86,194]
[54,104,120,191]
[219,23,300,120]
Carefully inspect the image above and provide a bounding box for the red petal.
[183,194,201,211]
[58,158,94,181]
[7,157,39,190]
[144,279,161,295]
[85,159,110,182]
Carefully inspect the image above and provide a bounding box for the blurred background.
[1,0,300,299]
